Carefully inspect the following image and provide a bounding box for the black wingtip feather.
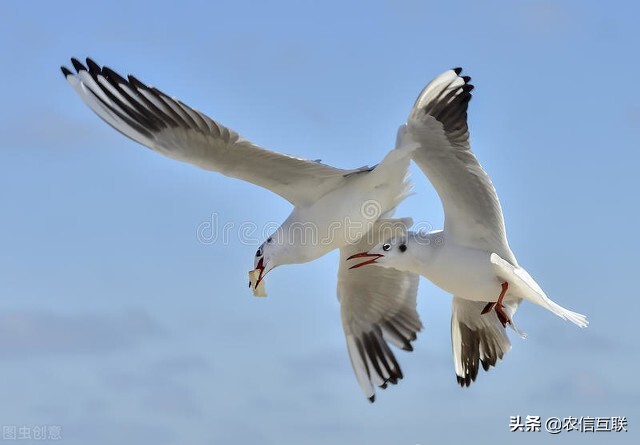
[128,74,147,89]
[71,57,86,73]
[368,395,376,403]
[457,374,474,387]
[60,66,72,78]
[453,67,463,74]
[103,66,127,84]
[86,57,101,75]
[462,83,475,93]
[419,69,474,146]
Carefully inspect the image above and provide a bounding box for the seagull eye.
[267,237,272,243]
[399,244,407,252]
[256,248,262,257]
[382,243,391,251]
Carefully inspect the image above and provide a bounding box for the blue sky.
[1,0,638,443]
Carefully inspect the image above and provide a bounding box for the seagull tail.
[490,253,589,328]
[538,298,589,328]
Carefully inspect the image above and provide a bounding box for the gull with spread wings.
[348,69,588,387]
[61,59,482,401]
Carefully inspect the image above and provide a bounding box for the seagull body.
[60,58,442,401]
[349,69,588,386]
[393,231,498,300]
[271,151,413,265]
[60,58,414,276]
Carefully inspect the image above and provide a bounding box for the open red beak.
[346,251,384,269]
[254,258,266,289]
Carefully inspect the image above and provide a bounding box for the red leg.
[481,302,495,314]
[496,282,508,305]
[493,282,511,328]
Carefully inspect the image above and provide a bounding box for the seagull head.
[250,235,279,291]
[347,235,413,271]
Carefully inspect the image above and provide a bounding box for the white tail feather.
[539,298,589,328]
[490,253,589,328]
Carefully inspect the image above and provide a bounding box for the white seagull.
[348,68,588,386]
[59,58,457,401]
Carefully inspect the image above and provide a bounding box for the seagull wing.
[338,218,422,402]
[450,296,517,387]
[61,58,359,207]
[401,68,514,261]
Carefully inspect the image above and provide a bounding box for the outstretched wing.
[61,58,362,207]
[401,68,514,262]
[451,296,516,387]
[338,218,422,402]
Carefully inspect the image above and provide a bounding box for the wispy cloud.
[102,354,209,418]
[0,309,162,357]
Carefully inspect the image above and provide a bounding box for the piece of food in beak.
[248,269,267,297]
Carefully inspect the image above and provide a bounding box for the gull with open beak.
[61,58,483,401]
[61,57,415,295]
[347,252,384,269]
[348,68,588,387]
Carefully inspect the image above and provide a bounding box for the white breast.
[421,243,502,302]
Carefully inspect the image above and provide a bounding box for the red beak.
[346,251,384,269]
[255,258,266,288]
